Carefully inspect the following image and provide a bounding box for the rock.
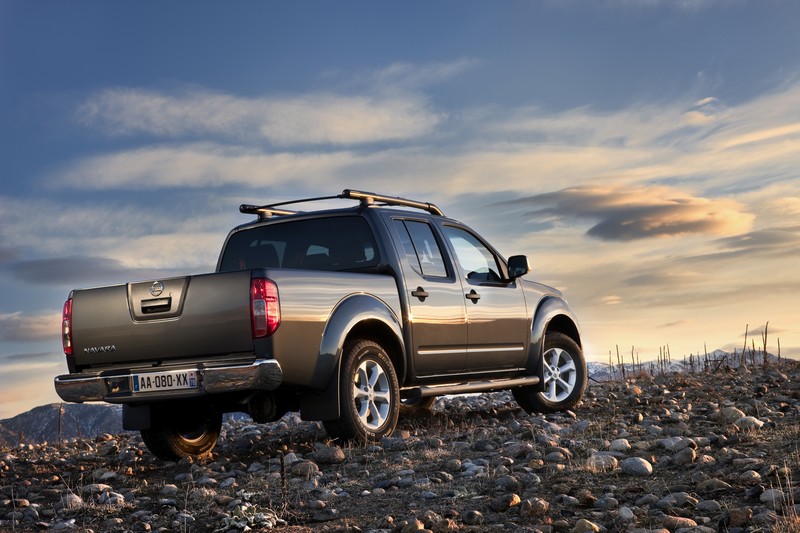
[312,443,346,464]
[520,497,549,517]
[735,416,765,431]
[662,515,697,529]
[618,506,635,522]
[760,488,785,509]
[620,457,653,476]
[489,493,521,512]
[462,510,484,525]
[610,438,631,452]
[672,447,696,466]
[587,454,618,472]
[572,518,601,532]
[717,406,746,423]
[290,460,320,477]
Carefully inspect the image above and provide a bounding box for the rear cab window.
[392,219,448,278]
[219,216,380,272]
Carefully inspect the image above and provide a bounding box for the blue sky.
[2,1,800,418]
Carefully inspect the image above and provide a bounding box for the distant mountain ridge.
[0,403,123,449]
[2,349,783,448]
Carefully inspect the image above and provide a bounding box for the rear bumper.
[54,359,283,403]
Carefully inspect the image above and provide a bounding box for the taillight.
[62,298,73,356]
[251,278,280,338]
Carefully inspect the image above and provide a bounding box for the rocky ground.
[3,361,800,533]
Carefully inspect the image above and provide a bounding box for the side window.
[443,226,503,283]
[393,219,448,278]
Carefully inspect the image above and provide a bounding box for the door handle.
[411,287,429,302]
[465,289,480,303]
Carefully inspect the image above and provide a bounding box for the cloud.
[504,185,754,241]
[0,312,60,342]
[716,227,800,253]
[77,86,444,146]
[0,246,19,264]
[8,256,129,285]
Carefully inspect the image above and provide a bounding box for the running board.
[403,376,540,399]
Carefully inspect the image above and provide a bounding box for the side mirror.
[507,255,530,280]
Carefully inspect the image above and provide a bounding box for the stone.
[571,518,601,532]
[620,457,653,476]
[520,497,549,517]
[735,416,765,431]
[587,454,618,472]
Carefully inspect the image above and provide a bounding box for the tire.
[513,332,586,414]
[323,340,400,443]
[399,396,436,415]
[140,410,223,461]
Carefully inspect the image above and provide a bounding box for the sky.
[1,0,799,419]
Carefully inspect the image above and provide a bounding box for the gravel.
[3,361,800,532]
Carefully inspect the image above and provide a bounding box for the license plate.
[132,370,198,393]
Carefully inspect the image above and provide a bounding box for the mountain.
[587,348,783,381]
[0,403,123,449]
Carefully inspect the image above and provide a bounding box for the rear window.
[219,216,380,272]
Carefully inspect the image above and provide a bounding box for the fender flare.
[527,296,582,391]
[300,294,404,421]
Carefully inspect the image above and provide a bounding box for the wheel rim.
[352,358,392,431]
[542,347,577,402]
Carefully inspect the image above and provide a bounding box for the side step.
[402,376,540,399]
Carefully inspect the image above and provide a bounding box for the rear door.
[440,224,530,373]
[388,217,468,377]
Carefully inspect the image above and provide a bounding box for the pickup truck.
[54,189,585,461]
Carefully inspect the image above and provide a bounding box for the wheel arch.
[300,294,405,421]
[527,296,582,391]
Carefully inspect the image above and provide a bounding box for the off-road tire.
[513,332,586,414]
[140,411,223,461]
[323,340,400,443]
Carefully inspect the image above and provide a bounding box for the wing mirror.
[507,255,530,280]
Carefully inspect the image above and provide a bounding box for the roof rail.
[239,204,300,219]
[239,189,444,221]
[341,189,444,216]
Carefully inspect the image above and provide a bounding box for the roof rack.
[239,189,444,221]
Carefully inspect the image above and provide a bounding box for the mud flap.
[122,404,152,430]
[299,356,342,421]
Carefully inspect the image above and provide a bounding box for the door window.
[393,219,448,278]
[443,226,503,283]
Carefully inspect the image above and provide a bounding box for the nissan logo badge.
[150,281,164,297]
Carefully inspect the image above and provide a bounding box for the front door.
[441,225,530,373]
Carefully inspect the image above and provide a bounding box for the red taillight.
[62,298,73,356]
[251,278,280,338]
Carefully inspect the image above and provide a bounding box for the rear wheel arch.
[345,319,405,384]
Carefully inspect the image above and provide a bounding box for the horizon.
[1,1,799,418]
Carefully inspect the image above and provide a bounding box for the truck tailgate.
[71,270,254,368]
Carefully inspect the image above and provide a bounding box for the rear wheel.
[324,340,400,442]
[513,332,586,414]
[140,411,222,461]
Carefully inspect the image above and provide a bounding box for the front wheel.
[323,340,400,443]
[513,332,586,414]
[140,411,223,461]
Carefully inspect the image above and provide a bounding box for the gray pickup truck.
[54,190,585,460]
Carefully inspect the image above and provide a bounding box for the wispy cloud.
[0,312,60,343]
[503,185,754,241]
[78,88,441,145]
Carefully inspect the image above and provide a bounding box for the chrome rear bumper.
[54,359,283,403]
